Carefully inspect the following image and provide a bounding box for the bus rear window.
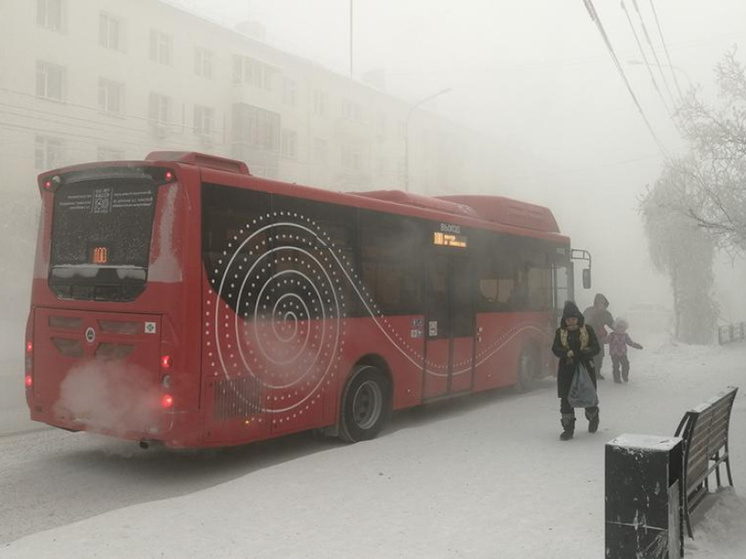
[49,177,157,301]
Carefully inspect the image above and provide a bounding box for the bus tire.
[515,345,539,393]
[339,365,391,443]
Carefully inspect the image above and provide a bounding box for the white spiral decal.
[206,212,347,420]
[204,208,552,423]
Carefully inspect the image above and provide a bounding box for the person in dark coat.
[552,300,601,440]
[583,293,613,379]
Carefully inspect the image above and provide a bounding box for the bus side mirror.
[582,268,591,289]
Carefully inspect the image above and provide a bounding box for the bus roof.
[146,150,250,175]
[43,151,565,241]
[355,191,560,234]
[146,151,563,237]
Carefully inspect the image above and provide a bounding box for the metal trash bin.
[605,434,684,558]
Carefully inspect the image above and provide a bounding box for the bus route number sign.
[433,223,467,248]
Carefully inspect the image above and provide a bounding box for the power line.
[630,0,677,108]
[581,0,669,157]
[0,103,165,140]
[620,0,672,117]
[0,86,227,136]
[0,119,205,153]
[648,0,684,100]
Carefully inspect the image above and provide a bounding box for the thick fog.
[181,0,746,319]
[3,0,746,331]
[3,3,746,557]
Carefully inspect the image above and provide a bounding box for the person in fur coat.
[551,301,601,440]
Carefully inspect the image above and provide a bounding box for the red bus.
[26,151,590,448]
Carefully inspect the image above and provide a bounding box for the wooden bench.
[674,386,739,538]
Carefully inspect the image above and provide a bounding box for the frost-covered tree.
[640,161,718,344]
[640,48,746,343]
[675,48,746,251]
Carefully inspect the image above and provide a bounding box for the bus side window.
[201,183,272,314]
[479,279,498,304]
[527,265,552,311]
[475,234,509,312]
[271,195,360,317]
[359,211,424,316]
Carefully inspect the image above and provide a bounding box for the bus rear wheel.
[340,365,391,443]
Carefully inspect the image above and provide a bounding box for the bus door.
[423,253,475,399]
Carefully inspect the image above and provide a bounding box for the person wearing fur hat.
[583,293,614,380]
[606,317,643,383]
[552,300,601,440]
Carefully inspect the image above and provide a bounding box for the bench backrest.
[675,386,738,495]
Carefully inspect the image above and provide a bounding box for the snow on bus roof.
[439,195,560,233]
[352,190,479,219]
[355,191,560,233]
[145,151,251,175]
[142,151,560,234]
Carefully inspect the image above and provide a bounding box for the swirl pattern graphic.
[204,207,552,425]
[205,212,347,421]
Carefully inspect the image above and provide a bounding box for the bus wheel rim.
[352,380,382,430]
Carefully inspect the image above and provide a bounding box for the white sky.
[168,0,746,315]
[2,327,745,557]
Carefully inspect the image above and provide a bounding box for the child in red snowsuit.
[606,318,643,383]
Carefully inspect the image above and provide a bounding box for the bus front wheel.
[340,365,391,443]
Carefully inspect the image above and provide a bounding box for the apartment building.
[0,0,478,195]
[0,0,501,316]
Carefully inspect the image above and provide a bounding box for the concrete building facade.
[0,0,496,316]
[1,0,480,192]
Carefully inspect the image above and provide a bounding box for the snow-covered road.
[1,332,744,558]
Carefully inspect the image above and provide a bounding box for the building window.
[98,78,124,114]
[312,89,326,116]
[282,78,298,107]
[342,99,362,122]
[341,145,362,171]
[97,146,124,161]
[376,113,387,139]
[149,30,172,65]
[37,0,64,32]
[34,136,63,170]
[312,137,327,163]
[99,12,123,51]
[35,61,66,101]
[195,47,213,79]
[232,103,280,152]
[232,55,275,90]
[281,129,298,159]
[148,92,171,125]
[376,157,387,177]
[194,105,214,135]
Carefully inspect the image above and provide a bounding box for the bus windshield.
[49,171,157,301]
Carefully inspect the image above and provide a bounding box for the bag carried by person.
[568,362,599,408]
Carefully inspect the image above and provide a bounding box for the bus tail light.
[161,394,174,409]
[25,339,33,388]
[40,175,62,193]
[145,167,177,185]
[161,355,173,369]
